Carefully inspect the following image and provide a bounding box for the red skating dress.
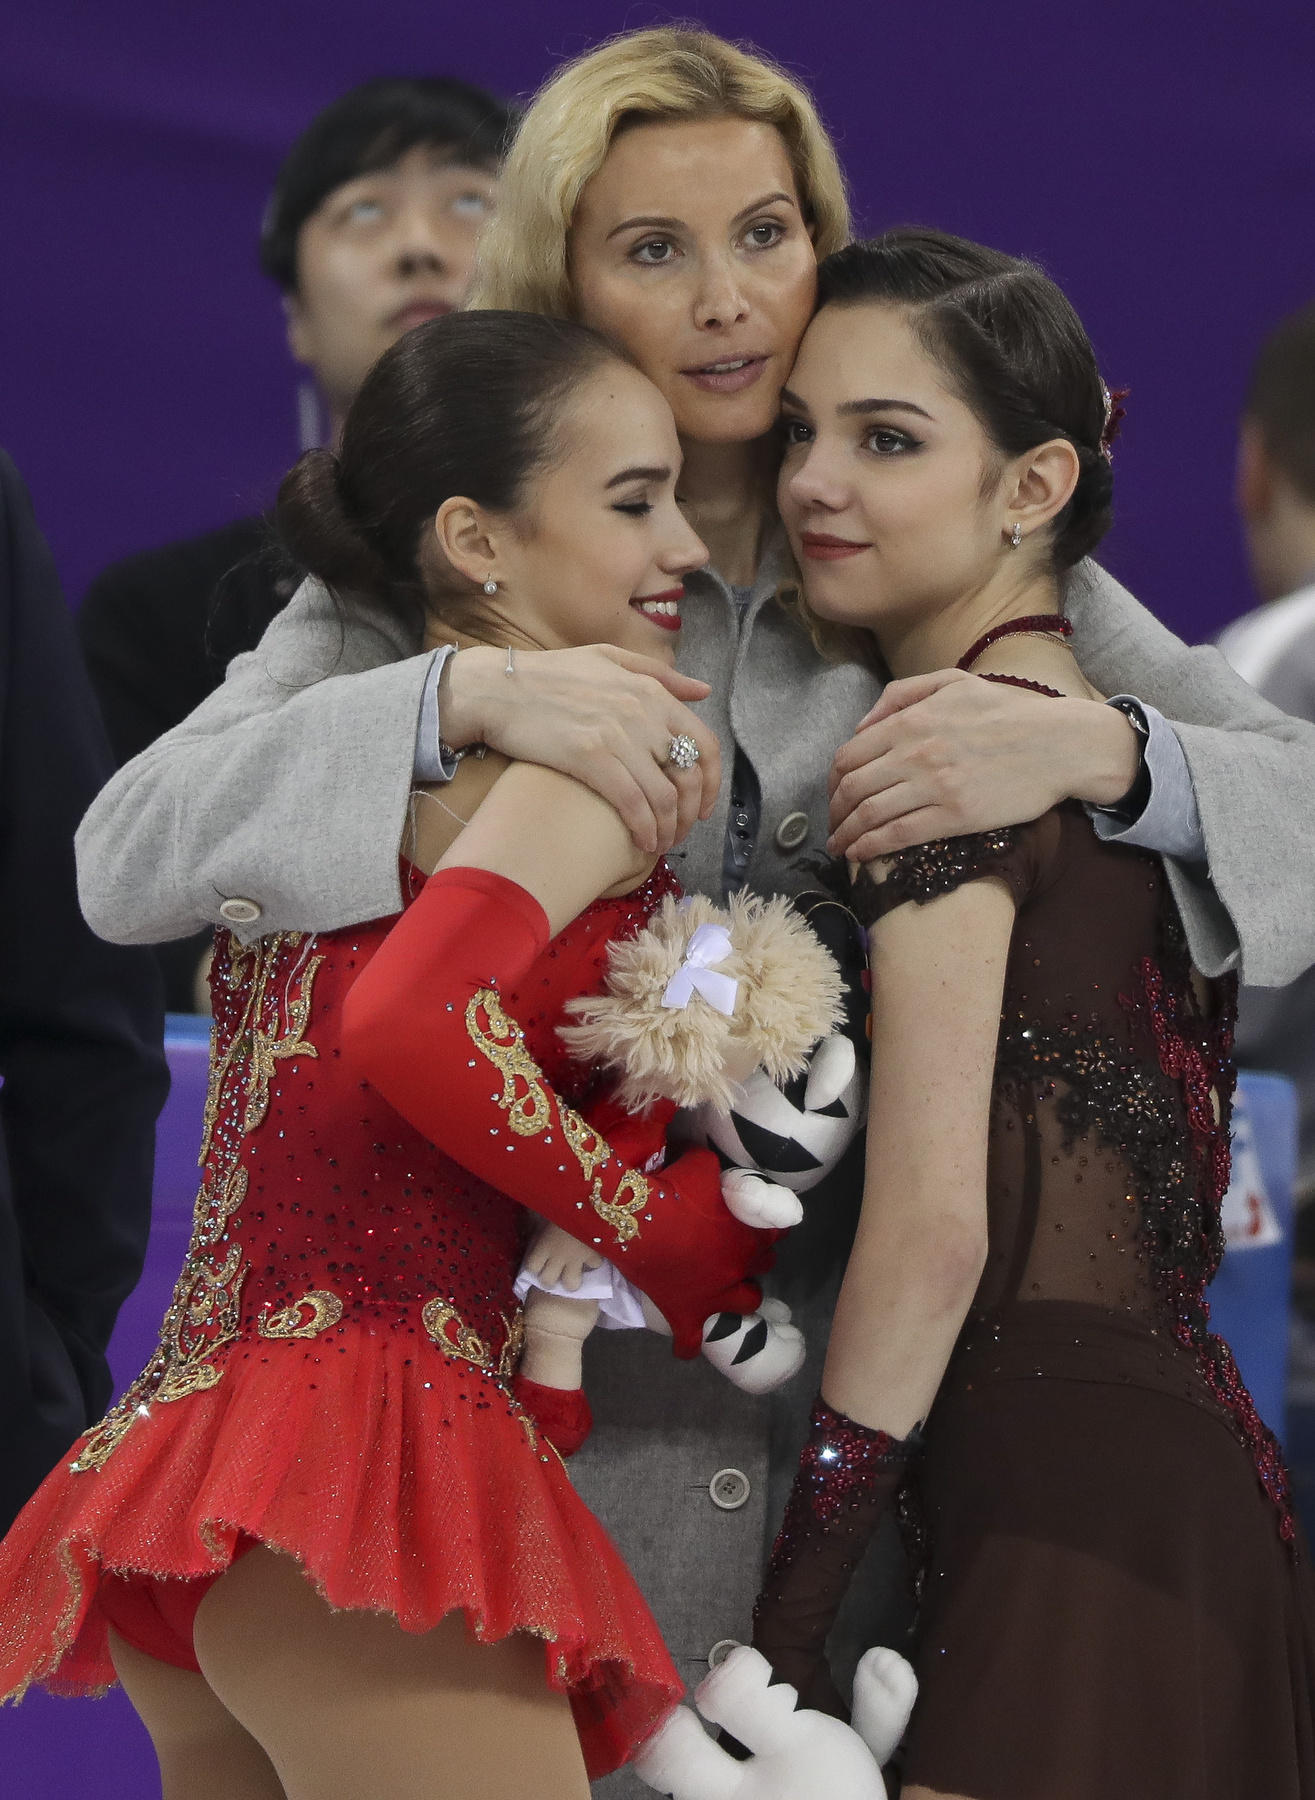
[0,866,685,1778]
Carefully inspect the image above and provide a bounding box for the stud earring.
[1010,523,1023,548]
[483,576,498,595]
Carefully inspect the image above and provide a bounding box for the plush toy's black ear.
[789,885,870,1056]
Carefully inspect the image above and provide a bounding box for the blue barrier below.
[1206,1069,1299,1445]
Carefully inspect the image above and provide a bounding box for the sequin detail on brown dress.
[852,804,1315,1800]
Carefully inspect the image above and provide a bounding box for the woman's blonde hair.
[470,27,851,317]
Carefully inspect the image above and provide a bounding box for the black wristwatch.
[1093,696,1152,827]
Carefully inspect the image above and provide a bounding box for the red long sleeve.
[341,867,773,1356]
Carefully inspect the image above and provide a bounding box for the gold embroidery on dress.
[199,938,324,1161]
[559,1105,610,1183]
[72,932,324,1473]
[422,1296,492,1367]
[189,1164,248,1251]
[259,1289,345,1340]
[497,1307,525,1382]
[466,991,646,1250]
[467,988,552,1136]
[422,1296,525,1392]
[593,1170,650,1245]
[558,1104,647,1245]
[243,949,323,1136]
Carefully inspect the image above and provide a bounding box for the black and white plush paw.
[700,1304,805,1395]
[690,1030,866,1195]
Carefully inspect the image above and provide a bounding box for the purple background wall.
[0,13,1310,1785]
[1,1,1314,642]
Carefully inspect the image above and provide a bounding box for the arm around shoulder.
[76,579,432,945]
[1068,560,1315,984]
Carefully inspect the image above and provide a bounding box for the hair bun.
[277,448,389,594]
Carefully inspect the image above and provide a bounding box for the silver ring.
[666,734,700,771]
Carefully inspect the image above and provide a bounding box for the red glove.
[342,867,775,1357]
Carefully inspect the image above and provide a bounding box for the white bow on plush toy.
[661,922,740,1016]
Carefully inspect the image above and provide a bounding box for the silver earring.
[1010,523,1023,548]
[483,576,498,595]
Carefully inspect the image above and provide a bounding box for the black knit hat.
[260,76,518,291]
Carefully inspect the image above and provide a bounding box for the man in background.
[0,450,167,1532]
[77,75,515,1007]
[1222,302,1315,1237]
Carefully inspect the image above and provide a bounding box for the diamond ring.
[666,734,700,771]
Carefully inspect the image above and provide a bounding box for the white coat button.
[218,897,262,925]
[709,1467,751,1510]
[774,811,810,852]
[708,1639,742,1668]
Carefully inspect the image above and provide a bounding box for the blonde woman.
[78,27,1315,1788]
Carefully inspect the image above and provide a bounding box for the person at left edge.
[76,75,514,1010]
[0,449,167,1533]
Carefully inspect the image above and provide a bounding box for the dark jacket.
[0,450,168,1530]
[76,514,297,1009]
[77,514,296,767]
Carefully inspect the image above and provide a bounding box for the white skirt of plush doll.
[514,1165,808,1397]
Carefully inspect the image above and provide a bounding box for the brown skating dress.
[862,796,1315,1800]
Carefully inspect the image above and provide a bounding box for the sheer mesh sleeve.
[849,817,1053,928]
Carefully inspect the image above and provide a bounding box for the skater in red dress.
[0,312,776,1800]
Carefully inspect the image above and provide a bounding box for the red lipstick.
[799,532,871,561]
[630,586,684,633]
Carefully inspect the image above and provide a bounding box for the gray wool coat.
[78,557,1315,1795]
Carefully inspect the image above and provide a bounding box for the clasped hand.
[441,648,1138,860]
[827,668,1140,863]
[439,643,721,854]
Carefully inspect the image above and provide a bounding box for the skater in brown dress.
[748,228,1315,1799]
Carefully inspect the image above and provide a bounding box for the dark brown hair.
[277,310,630,630]
[814,227,1114,568]
[1246,303,1315,503]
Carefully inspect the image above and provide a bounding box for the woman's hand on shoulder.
[827,668,1140,862]
[440,644,722,855]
